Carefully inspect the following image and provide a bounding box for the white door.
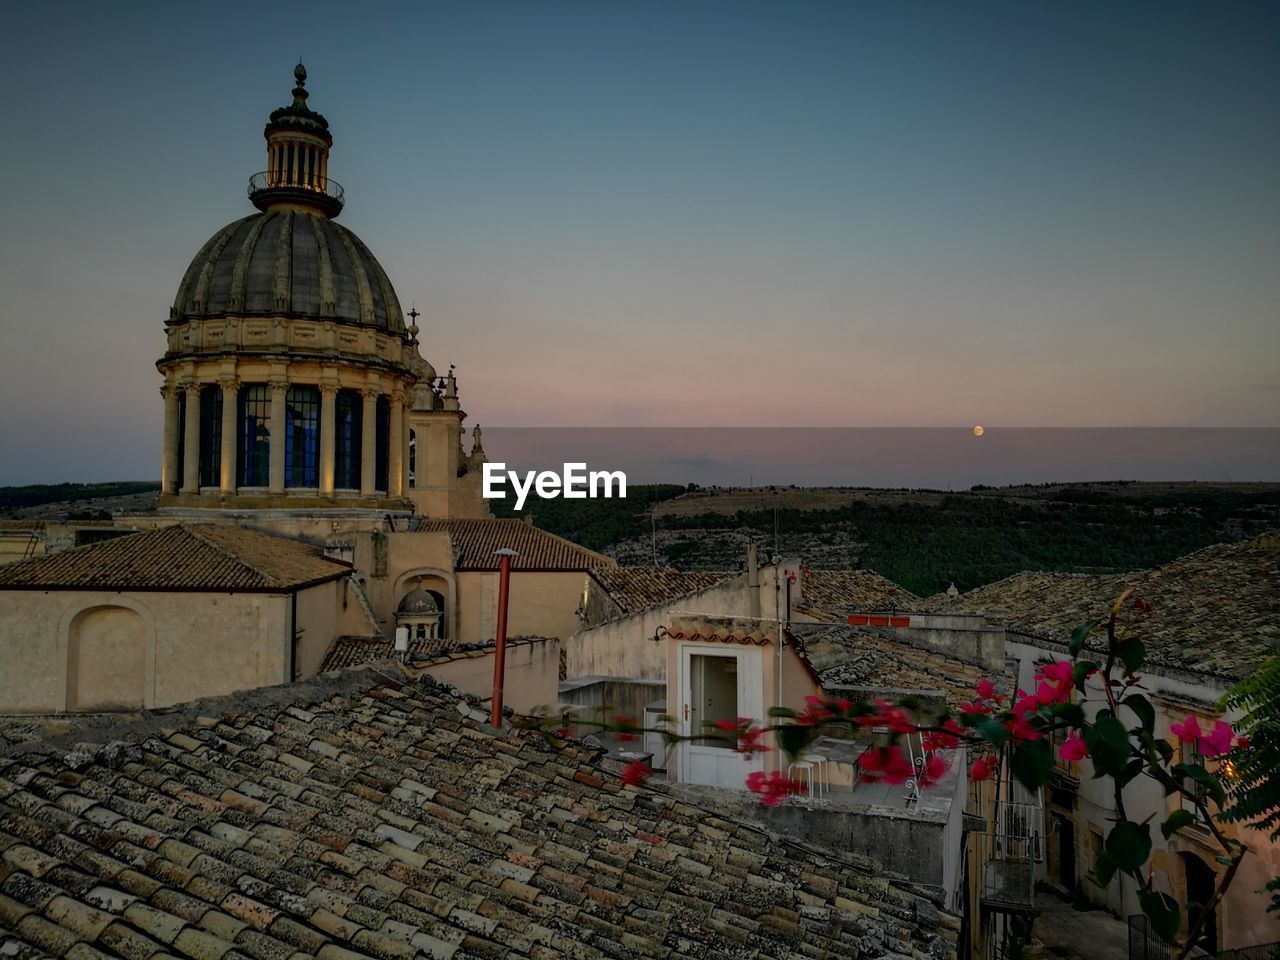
[677,644,764,787]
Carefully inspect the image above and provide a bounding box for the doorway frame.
[675,642,765,786]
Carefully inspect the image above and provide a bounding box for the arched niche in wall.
[60,599,157,711]
[393,567,458,641]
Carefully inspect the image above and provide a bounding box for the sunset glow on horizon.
[0,1,1277,484]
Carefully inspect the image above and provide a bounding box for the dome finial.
[291,61,309,109]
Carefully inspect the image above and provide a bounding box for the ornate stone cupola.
[156,64,491,521]
[249,63,343,219]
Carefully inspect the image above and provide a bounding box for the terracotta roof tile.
[0,667,955,959]
[590,567,732,616]
[0,524,350,592]
[412,519,610,572]
[801,570,920,615]
[806,627,998,707]
[931,533,1280,679]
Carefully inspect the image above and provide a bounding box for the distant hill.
[495,481,1280,596]
[0,482,160,518]
[10,479,1277,598]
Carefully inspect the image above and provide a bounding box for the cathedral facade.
[156,64,487,521]
[0,67,611,714]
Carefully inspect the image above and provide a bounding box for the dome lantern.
[248,62,344,219]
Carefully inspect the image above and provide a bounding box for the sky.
[0,1,1277,484]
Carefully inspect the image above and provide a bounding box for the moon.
[973,425,984,437]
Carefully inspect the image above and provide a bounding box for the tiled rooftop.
[800,571,920,617]
[0,667,957,959]
[589,568,731,617]
[933,534,1280,679]
[412,519,612,572]
[803,627,995,707]
[0,524,351,593]
[318,638,550,674]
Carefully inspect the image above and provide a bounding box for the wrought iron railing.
[248,171,344,209]
[1129,913,1280,960]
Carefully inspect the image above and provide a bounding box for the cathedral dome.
[397,588,441,616]
[171,210,405,332]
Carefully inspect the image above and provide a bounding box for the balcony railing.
[248,171,344,215]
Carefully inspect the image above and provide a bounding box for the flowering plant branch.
[536,591,1252,954]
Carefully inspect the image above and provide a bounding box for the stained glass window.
[198,385,222,488]
[375,395,390,492]
[285,385,321,488]
[238,384,270,487]
[335,390,362,489]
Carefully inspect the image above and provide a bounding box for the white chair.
[806,754,829,796]
[787,761,815,797]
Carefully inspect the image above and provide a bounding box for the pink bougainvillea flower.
[969,756,994,782]
[1170,715,1203,744]
[715,718,739,732]
[959,700,992,717]
[620,760,650,786]
[975,678,996,700]
[611,715,640,742]
[738,727,770,757]
[796,695,834,727]
[918,752,950,787]
[1200,721,1235,758]
[1011,689,1041,718]
[1037,661,1074,686]
[1006,714,1043,743]
[857,745,915,785]
[745,770,807,807]
[923,718,966,752]
[1059,731,1089,762]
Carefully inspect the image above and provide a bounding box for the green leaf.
[1139,890,1181,941]
[1093,849,1118,887]
[1161,809,1196,839]
[1105,821,1152,873]
[1123,694,1156,733]
[776,723,817,762]
[1117,638,1146,675]
[976,716,1009,746]
[1050,702,1085,726]
[1009,739,1054,789]
[767,706,798,719]
[1084,714,1131,777]
[1173,762,1227,808]
[1116,758,1146,788]
[1073,661,1099,693]
[1070,620,1099,658]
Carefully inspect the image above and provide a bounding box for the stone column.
[161,384,180,495]
[181,382,200,494]
[388,390,405,498]
[219,377,238,494]
[401,401,412,495]
[360,388,377,496]
[319,383,337,496]
[269,379,288,494]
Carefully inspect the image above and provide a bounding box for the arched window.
[408,428,416,488]
[285,385,320,488]
[238,384,270,487]
[374,395,390,492]
[198,384,222,487]
[334,389,362,489]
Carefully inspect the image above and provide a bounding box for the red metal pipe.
[490,550,515,726]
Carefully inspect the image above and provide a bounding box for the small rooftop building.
[0,524,364,713]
